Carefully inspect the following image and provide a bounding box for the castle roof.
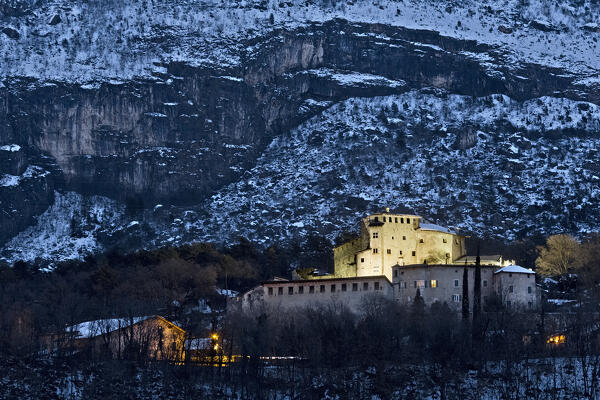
[494,265,535,275]
[418,223,457,234]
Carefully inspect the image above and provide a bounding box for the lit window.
[331,284,336,292]
[374,282,380,290]
[431,280,437,288]
[528,286,532,294]
[288,287,294,295]
[352,283,358,291]
[373,232,379,238]
[452,294,461,302]
[309,286,315,293]
[341,283,347,292]
[278,287,283,295]
[268,287,273,295]
[363,282,369,290]
[415,280,425,288]
[373,248,378,254]
[320,285,325,293]
[360,258,364,263]
[387,249,391,254]
[454,279,459,287]
[509,285,513,293]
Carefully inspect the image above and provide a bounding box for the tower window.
[360,258,364,263]
[399,250,403,255]
[383,217,386,222]
[454,279,459,287]
[401,218,404,223]
[419,239,424,243]
[483,280,488,287]
[407,218,411,224]
[412,251,416,256]
[387,249,391,254]
[431,280,438,288]
[528,286,532,294]
[402,236,406,240]
[443,238,447,243]
[373,248,378,254]
[373,232,378,238]
[509,285,514,293]
[395,217,398,223]
[394,270,398,277]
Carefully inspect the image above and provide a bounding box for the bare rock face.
[0,20,593,247]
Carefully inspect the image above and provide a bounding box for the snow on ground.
[0,191,124,266]
[1,0,600,83]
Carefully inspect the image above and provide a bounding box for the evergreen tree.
[473,249,482,325]
[462,267,469,320]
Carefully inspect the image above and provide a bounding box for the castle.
[235,209,539,313]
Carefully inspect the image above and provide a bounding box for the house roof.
[494,265,535,275]
[264,275,392,285]
[454,255,503,263]
[66,315,184,338]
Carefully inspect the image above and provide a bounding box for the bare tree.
[535,234,582,275]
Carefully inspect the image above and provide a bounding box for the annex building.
[235,209,539,313]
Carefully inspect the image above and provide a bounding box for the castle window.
[431,280,437,288]
[407,218,411,224]
[298,286,304,294]
[278,287,283,295]
[331,284,336,292]
[387,249,391,254]
[528,286,532,294]
[342,283,347,292]
[361,258,364,263]
[268,287,273,295]
[352,283,358,291]
[419,239,424,243]
[509,273,513,277]
[403,236,406,240]
[401,281,407,288]
[395,217,398,223]
[412,251,416,257]
[399,250,403,255]
[394,270,398,278]
[443,238,447,243]
[320,285,325,293]
[415,280,425,288]
[452,294,461,302]
[374,282,380,290]
[483,280,488,288]
[509,285,513,293]
[373,248,378,254]
[363,282,369,290]
[401,218,404,223]
[454,279,459,287]
[374,216,379,222]
[373,232,378,238]
[309,286,315,294]
[288,287,294,295]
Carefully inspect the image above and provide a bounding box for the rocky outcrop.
[0,19,594,245]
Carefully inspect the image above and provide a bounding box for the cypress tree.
[462,267,469,320]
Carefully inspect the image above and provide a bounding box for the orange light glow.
[547,334,566,345]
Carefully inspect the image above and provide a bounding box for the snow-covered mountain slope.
[1,0,600,83]
[5,90,600,265]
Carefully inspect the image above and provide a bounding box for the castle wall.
[261,276,393,312]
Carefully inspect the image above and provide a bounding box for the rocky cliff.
[1,0,599,263]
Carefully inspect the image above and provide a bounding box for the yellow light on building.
[547,334,566,345]
[211,333,219,340]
